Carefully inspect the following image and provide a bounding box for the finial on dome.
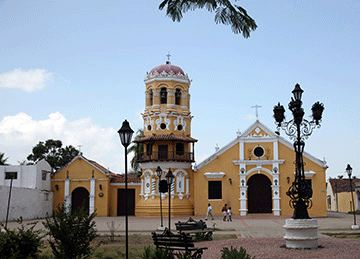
[166,51,171,63]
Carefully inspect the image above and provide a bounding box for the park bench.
[151,229,208,259]
[175,217,213,241]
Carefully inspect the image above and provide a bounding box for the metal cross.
[166,52,171,61]
[251,105,262,120]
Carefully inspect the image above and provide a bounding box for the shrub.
[141,246,175,259]
[43,204,98,259]
[221,246,255,259]
[0,217,43,259]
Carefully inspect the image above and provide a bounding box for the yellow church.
[51,61,328,218]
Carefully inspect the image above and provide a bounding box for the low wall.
[0,185,53,222]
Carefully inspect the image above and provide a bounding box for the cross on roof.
[166,52,171,61]
[251,105,262,120]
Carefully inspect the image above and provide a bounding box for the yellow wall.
[278,142,327,217]
[194,144,239,216]
[336,192,357,213]
[193,136,327,217]
[51,157,111,216]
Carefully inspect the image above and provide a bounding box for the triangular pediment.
[241,120,277,139]
[53,154,112,177]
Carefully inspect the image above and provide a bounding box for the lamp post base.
[284,218,319,249]
[158,226,166,231]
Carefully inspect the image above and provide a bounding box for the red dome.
[149,61,185,75]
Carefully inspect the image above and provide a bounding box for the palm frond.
[159,0,257,37]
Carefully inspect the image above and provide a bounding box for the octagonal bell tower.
[134,60,196,216]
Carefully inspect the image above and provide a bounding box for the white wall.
[0,159,51,190]
[0,185,53,221]
[0,159,53,221]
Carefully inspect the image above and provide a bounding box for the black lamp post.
[346,164,357,227]
[118,120,134,259]
[5,173,15,230]
[166,168,174,231]
[156,166,164,229]
[273,84,324,219]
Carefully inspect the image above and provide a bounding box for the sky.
[0,0,359,179]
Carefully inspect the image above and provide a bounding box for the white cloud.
[0,112,124,172]
[0,68,53,92]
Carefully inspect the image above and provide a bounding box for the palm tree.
[127,129,144,175]
[0,152,9,165]
[159,0,257,38]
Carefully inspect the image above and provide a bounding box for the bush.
[142,246,194,259]
[0,217,43,259]
[221,246,255,259]
[43,204,98,259]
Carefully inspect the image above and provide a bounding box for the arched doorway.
[71,187,89,214]
[247,174,272,213]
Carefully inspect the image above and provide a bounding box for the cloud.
[0,68,53,92]
[0,112,124,172]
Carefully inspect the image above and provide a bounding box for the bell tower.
[134,60,196,216]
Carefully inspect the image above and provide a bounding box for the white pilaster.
[90,178,95,215]
[64,178,70,213]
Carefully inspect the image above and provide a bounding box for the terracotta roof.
[133,134,197,143]
[88,159,118,177]
[329,178,360,193]
[111,174,141,183]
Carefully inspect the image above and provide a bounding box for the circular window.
[177,125,183,131]
[147,125,152,131]
[253,146,264,158]
[160,123,167,130]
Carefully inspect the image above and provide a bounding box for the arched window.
[149,89,153,105]
[160,87,167,104]
[175,88,181,105]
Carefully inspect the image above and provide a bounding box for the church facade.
[50,61,328,218]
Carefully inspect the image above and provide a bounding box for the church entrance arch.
[247,174,272,213]
[71,187,90,214]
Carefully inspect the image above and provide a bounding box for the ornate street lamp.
[118,119,134,259]
[346,164,358,228]
[273,84,324,219]
[156,166,164,229]
[166,168,174,231]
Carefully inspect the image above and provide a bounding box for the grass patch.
[320,228,355,231]
[213,234,237,241]
[39,233,237,258]
[323,233,360,239]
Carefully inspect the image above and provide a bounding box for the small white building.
[0,159,53,221]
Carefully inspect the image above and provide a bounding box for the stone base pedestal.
[283,218,319,249]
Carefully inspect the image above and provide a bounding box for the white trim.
[140,162,192,169]
[233,160,285,166]
[110,182,141,186]
[194,137,238,170]
[305,171,316,178]
[204,172,225,179]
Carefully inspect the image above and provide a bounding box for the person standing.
[222,204,227,221]
[205,203,214,220]
[227,207,232,221]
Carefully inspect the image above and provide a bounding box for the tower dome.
[149,61,185,75]
[145,61,189,84]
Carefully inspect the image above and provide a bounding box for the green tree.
[43,204,98,259]
[27,139,79,170]
[127,129,144,175]
[0,152,9,165]
[159,0,257,37]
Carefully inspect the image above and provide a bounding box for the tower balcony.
[137,151,195,163]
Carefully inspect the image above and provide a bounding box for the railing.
[137,151,195,163]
